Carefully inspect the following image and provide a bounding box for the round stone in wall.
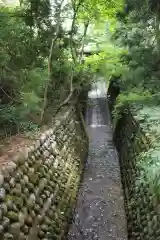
[0,174,4,187]
[0,188,6,201]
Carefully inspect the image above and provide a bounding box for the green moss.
[28,173,39,184]
[7,211,19,222]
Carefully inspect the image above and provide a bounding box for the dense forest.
[0,0,160,138]
[112,0,160,113]
[0,0,122,138]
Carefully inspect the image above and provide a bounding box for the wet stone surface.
[68,91,128,240]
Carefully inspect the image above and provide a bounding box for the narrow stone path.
[68,81,128,240]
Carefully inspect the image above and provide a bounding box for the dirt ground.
[68,96,128,239]
[0,125,48,166]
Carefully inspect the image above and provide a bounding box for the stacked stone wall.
[113,110,160,240]
[108,81,160,240]
[0,106,88,240]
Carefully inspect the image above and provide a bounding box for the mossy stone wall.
[114,111,160,240]
[107,81,160,240]
[0,106,88,240]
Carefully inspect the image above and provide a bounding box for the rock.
[40,134,46,144]
[16,183,22,190]
[50,129,54,135]
[37,214,43,223]
[63,135,68,141]
[28,146,34,155]
[41,224,48,232]
[7,162,16,173]
[51,141,57,149]
[39,178,47,191]
[38,198,43,207]
[30,210,36,219]
[0,188,5,201]
[48,210,54,218]
[54,159,59,168]
[39,167,45,176]
[15,172,21,182]
[31,155,36,161]
[17,154,25,165]
[49,155,54,161]
[41,194,46,200]
[21,207,28,216]
[43,142,49,149]
[6,199,13,210]
[35,140,41,149]
[3,172,10,183]
[8,211,18,222]
[23,149,28,160]
[0,203,8,215]
[19,232,26,240]
[43,150,50,158]
[24,162,29,168]
[0,174,4,187]
[23,175,29,184]
[0,224,4,233]
[18,212,25,226]
[38,230,45,238]
[28,159,32,167]
[11,187,21,197]
[23,166,28,174]
[48,169,53,175]
[3,183,10,193]
[46,129,51,137]
[12,204,18,213]
[21,224,29,234]
[29,167,34,173]
[28,182,34,192]
[44,190,50,198]
[23,188,29,196]
[46,159,52,167]
[0,209,2,220]
[9,222,20,236]
[36,150,41,157]
[26,216,32,226]
[28,194,36,207]
[4,233,13,239]
[9,178,15,188]
[34,204,40,213]
[20,179,26,187]
[12,155,19,164]
[28,173,38,184]
[2,216,10,229]
[44,216,51,225]
[55,120,61,126]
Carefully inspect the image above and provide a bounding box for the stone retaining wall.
[0,105,88,240]
[107,81,160,240]
[107,77,120,118]
[113,110,160,240]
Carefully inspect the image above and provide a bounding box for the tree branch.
[40,0,64,122]
[79,19,90,63]
[57,0,85,110]
[70,0,84,62]
[0,86,18,103]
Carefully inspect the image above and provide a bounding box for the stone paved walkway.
[68,81,128,240]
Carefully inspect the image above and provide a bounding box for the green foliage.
[103,43,128,79]
[0,6,48,132]
[136,148,160,200]
[0,0,125,137]
[106,0,160,111]
[78,0,124,22]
